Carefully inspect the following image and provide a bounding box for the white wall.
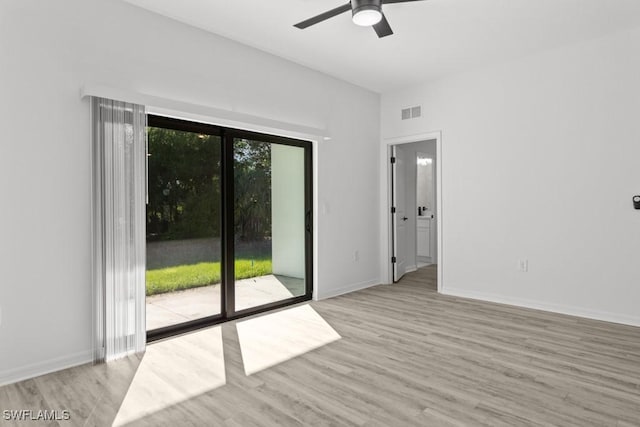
[416,142,437,214]
[381,26,640,326]
[271,144,305,279]
[0,0,380,385]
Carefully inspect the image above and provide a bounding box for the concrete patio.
[146,274,305,330]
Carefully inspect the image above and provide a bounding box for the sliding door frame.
[224,129,314,319]
[146,115,313,342]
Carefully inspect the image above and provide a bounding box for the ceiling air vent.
[401,105,422,120]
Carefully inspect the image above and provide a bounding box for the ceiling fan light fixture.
[352,7,382,26]
[351,0,383,26]
[294,0,423,37]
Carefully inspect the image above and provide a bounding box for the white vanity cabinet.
[417,217,430,258]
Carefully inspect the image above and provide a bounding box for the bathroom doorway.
[389,138,441,286]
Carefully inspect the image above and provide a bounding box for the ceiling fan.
[294,0,426,38]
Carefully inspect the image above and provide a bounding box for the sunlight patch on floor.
[236,304,341,376]
[113,326,225,426]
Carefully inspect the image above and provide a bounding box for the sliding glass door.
[145,118,222,333]
[146,117,312,340]
[230,136,309,314]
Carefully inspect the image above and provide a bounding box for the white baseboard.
[406,265,417,273]
[442,287,640,328]
[318,279,380,300]
[0,350,93,387]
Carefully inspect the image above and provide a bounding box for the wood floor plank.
[1,265,640,426]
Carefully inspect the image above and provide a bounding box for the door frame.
[383,131,443,292]
[223,128,314,320]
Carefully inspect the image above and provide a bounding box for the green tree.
[146,128,221,240]
[146,130,273,244]
[233,139,271,242]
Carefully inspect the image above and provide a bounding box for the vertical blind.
[92,97,147,362]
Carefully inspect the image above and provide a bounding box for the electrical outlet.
[354,250,359,262]
[518,259,528,273]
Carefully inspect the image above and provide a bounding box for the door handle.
[402,216,408,221]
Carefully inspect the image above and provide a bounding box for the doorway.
[145,115,313,341]
[387,133,442,289]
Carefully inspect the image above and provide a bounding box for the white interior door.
[392,146,407,282]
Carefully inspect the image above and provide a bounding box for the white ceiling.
[122,0,640,93]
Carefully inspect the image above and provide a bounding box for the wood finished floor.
[2,265,640,426]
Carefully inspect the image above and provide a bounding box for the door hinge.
[391,206,396,214]
[390,157,396,164]
[391,256,397,263]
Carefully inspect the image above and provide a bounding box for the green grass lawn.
[146,259,272,296]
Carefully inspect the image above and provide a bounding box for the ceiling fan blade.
[294,3,352,29]
[383,0,427,3]
[373,13,393,38]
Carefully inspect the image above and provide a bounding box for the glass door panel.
[233,138,307,312]
[145,126,222,332]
